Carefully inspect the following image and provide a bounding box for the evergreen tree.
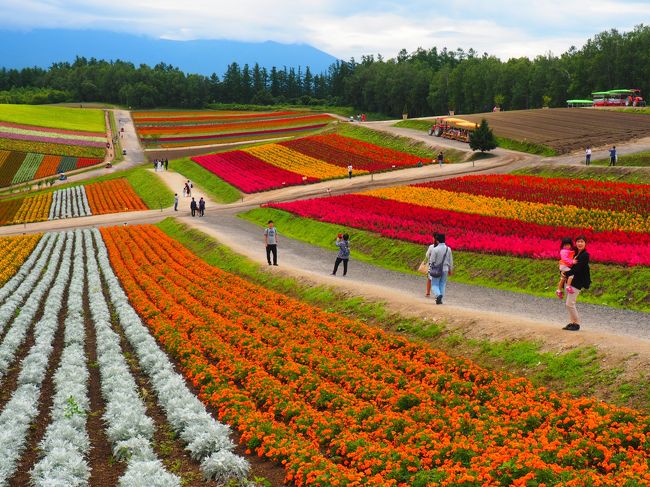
[469,119,497,152]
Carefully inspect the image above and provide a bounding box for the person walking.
[190,197,197,217]
[198,197,205,217]
[331,233,350,276]
[347,164,353,179]
[186,180,192,197]
[174,193,179,211]
[164,158,169,171]
[609,146,617,166]
[264,220,279,265]
[562,236,591,331]
[425,233,453,304]
[437,151,444,167]
[585,146,591,165]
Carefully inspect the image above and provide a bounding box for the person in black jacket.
[562,236,591,331]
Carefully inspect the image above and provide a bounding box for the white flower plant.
[92,228,250,483]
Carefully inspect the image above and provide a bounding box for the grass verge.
[240,207,650,312]
[591,151,650,167]
[109,111,124,163]
[512,164,650,184]
[157,217,650,411]
[0,103,105,132]
[494,137,557,156]
[169,157,241,204]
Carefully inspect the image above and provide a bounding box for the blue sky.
[1,0,648,59]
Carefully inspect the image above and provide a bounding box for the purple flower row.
[0,131,105,148]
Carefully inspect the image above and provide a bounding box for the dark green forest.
[1,25,649,116]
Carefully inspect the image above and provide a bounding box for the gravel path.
[198,212,650,342]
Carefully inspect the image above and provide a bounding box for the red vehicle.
[592,89,645,107]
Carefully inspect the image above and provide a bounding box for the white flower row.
[31,230,90,487]
[48,186,92,221]
[83,230,180,487]
[0,233,66,380]
[0,232,53,307]
[93,228,250,483]
[0,230,74,485]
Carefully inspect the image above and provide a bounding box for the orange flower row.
[0,233,41,286]
[85,179,148,215]
[100,224,650,486]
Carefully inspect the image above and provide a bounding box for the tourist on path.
[264,220,279,266]
[585,146,591,165]
[347,164,353,179]
[437,151,444,167]
[425,233,453,304]
[164,158,169,171]
[609,146,617,166]
[198,197,205,217]
[562,236,591,331]
[332,233,350,276]
[174,193,179,211]
[190,197,197,217]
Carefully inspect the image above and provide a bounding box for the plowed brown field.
[458,108,650,153]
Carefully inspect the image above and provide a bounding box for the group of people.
[584,145,618,166]
[153,158,169,172]
[262,220,351,276]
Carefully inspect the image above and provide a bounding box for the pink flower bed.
[192,151,320,193]
[270,194,650,266]
[0,130,105,148]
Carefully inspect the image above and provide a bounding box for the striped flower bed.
[269,174,650,267]
[191,133,429,193]
[0,229,250,485]
[0,178,148,226]
[0,150,103,187]
[135,110,335,148]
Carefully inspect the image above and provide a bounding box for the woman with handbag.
[424,233,453,304]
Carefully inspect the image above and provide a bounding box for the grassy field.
[169,157,241,203]
[158,217,650,411]
[1,165,174,209]
[240,207,650,312]
[513,164,650,184]
[0,104,105,132]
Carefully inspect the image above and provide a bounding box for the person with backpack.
[425,233,453,304]
[332,233,350,276]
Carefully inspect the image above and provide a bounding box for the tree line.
[1,25,649,115]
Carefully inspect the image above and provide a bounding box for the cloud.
[0,0,646,59]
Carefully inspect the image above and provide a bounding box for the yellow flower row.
[244,144,362,180]
[364,186,650,233]
[11,193,53,224]
[0,233,41,286]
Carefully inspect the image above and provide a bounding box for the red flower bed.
[270,194,650,266]
[156,123,328,142]
[313,134,423,167]
[418,174,650,214]
[192,151,319,193]
[75,157,103,169]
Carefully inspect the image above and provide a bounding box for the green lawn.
[158,217,650,411]
[240,207,650,312]
[0,104,105,132]
[512,164,650,184]
[169,157,241,204]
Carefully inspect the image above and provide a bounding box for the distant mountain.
[0,29,339,75]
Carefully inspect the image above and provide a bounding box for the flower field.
[269,174,650,266]
[0,178,148,226]
[0,149,104,187]
[133,110,335,148]
[0,229,249,486]
[94,224,650,486]
[0,233,41,286]
[191,133,429,193]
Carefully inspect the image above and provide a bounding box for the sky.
[1,0,648,60]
